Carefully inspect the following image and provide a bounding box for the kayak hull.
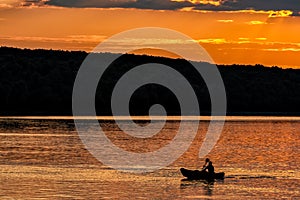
[180,168,225,180]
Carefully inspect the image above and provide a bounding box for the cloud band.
[29,0,299,16]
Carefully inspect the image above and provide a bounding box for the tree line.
[1,46,300,116]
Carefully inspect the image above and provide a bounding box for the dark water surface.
[0,117,299,199]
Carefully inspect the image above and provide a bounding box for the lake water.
[0,117,299,199]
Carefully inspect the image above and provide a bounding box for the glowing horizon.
[1,1,300,68]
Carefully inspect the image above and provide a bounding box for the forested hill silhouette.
[1,46,300,116]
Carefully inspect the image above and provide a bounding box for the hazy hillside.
[1,46,300,116]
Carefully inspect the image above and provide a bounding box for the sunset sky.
[1,0,300,68]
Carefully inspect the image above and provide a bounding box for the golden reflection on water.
[0,117,299,199]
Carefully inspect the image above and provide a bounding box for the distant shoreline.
[1,112,300,117]
[2,116,300,123]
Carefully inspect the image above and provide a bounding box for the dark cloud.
[193,0,300,16]
[224,0,299,11]
[44,0,193,10]
[39,0,300,16]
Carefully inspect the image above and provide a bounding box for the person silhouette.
[204,161,215,177]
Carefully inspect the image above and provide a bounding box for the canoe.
[180,168,225,180]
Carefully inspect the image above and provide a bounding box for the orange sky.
[1,4,300,68]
